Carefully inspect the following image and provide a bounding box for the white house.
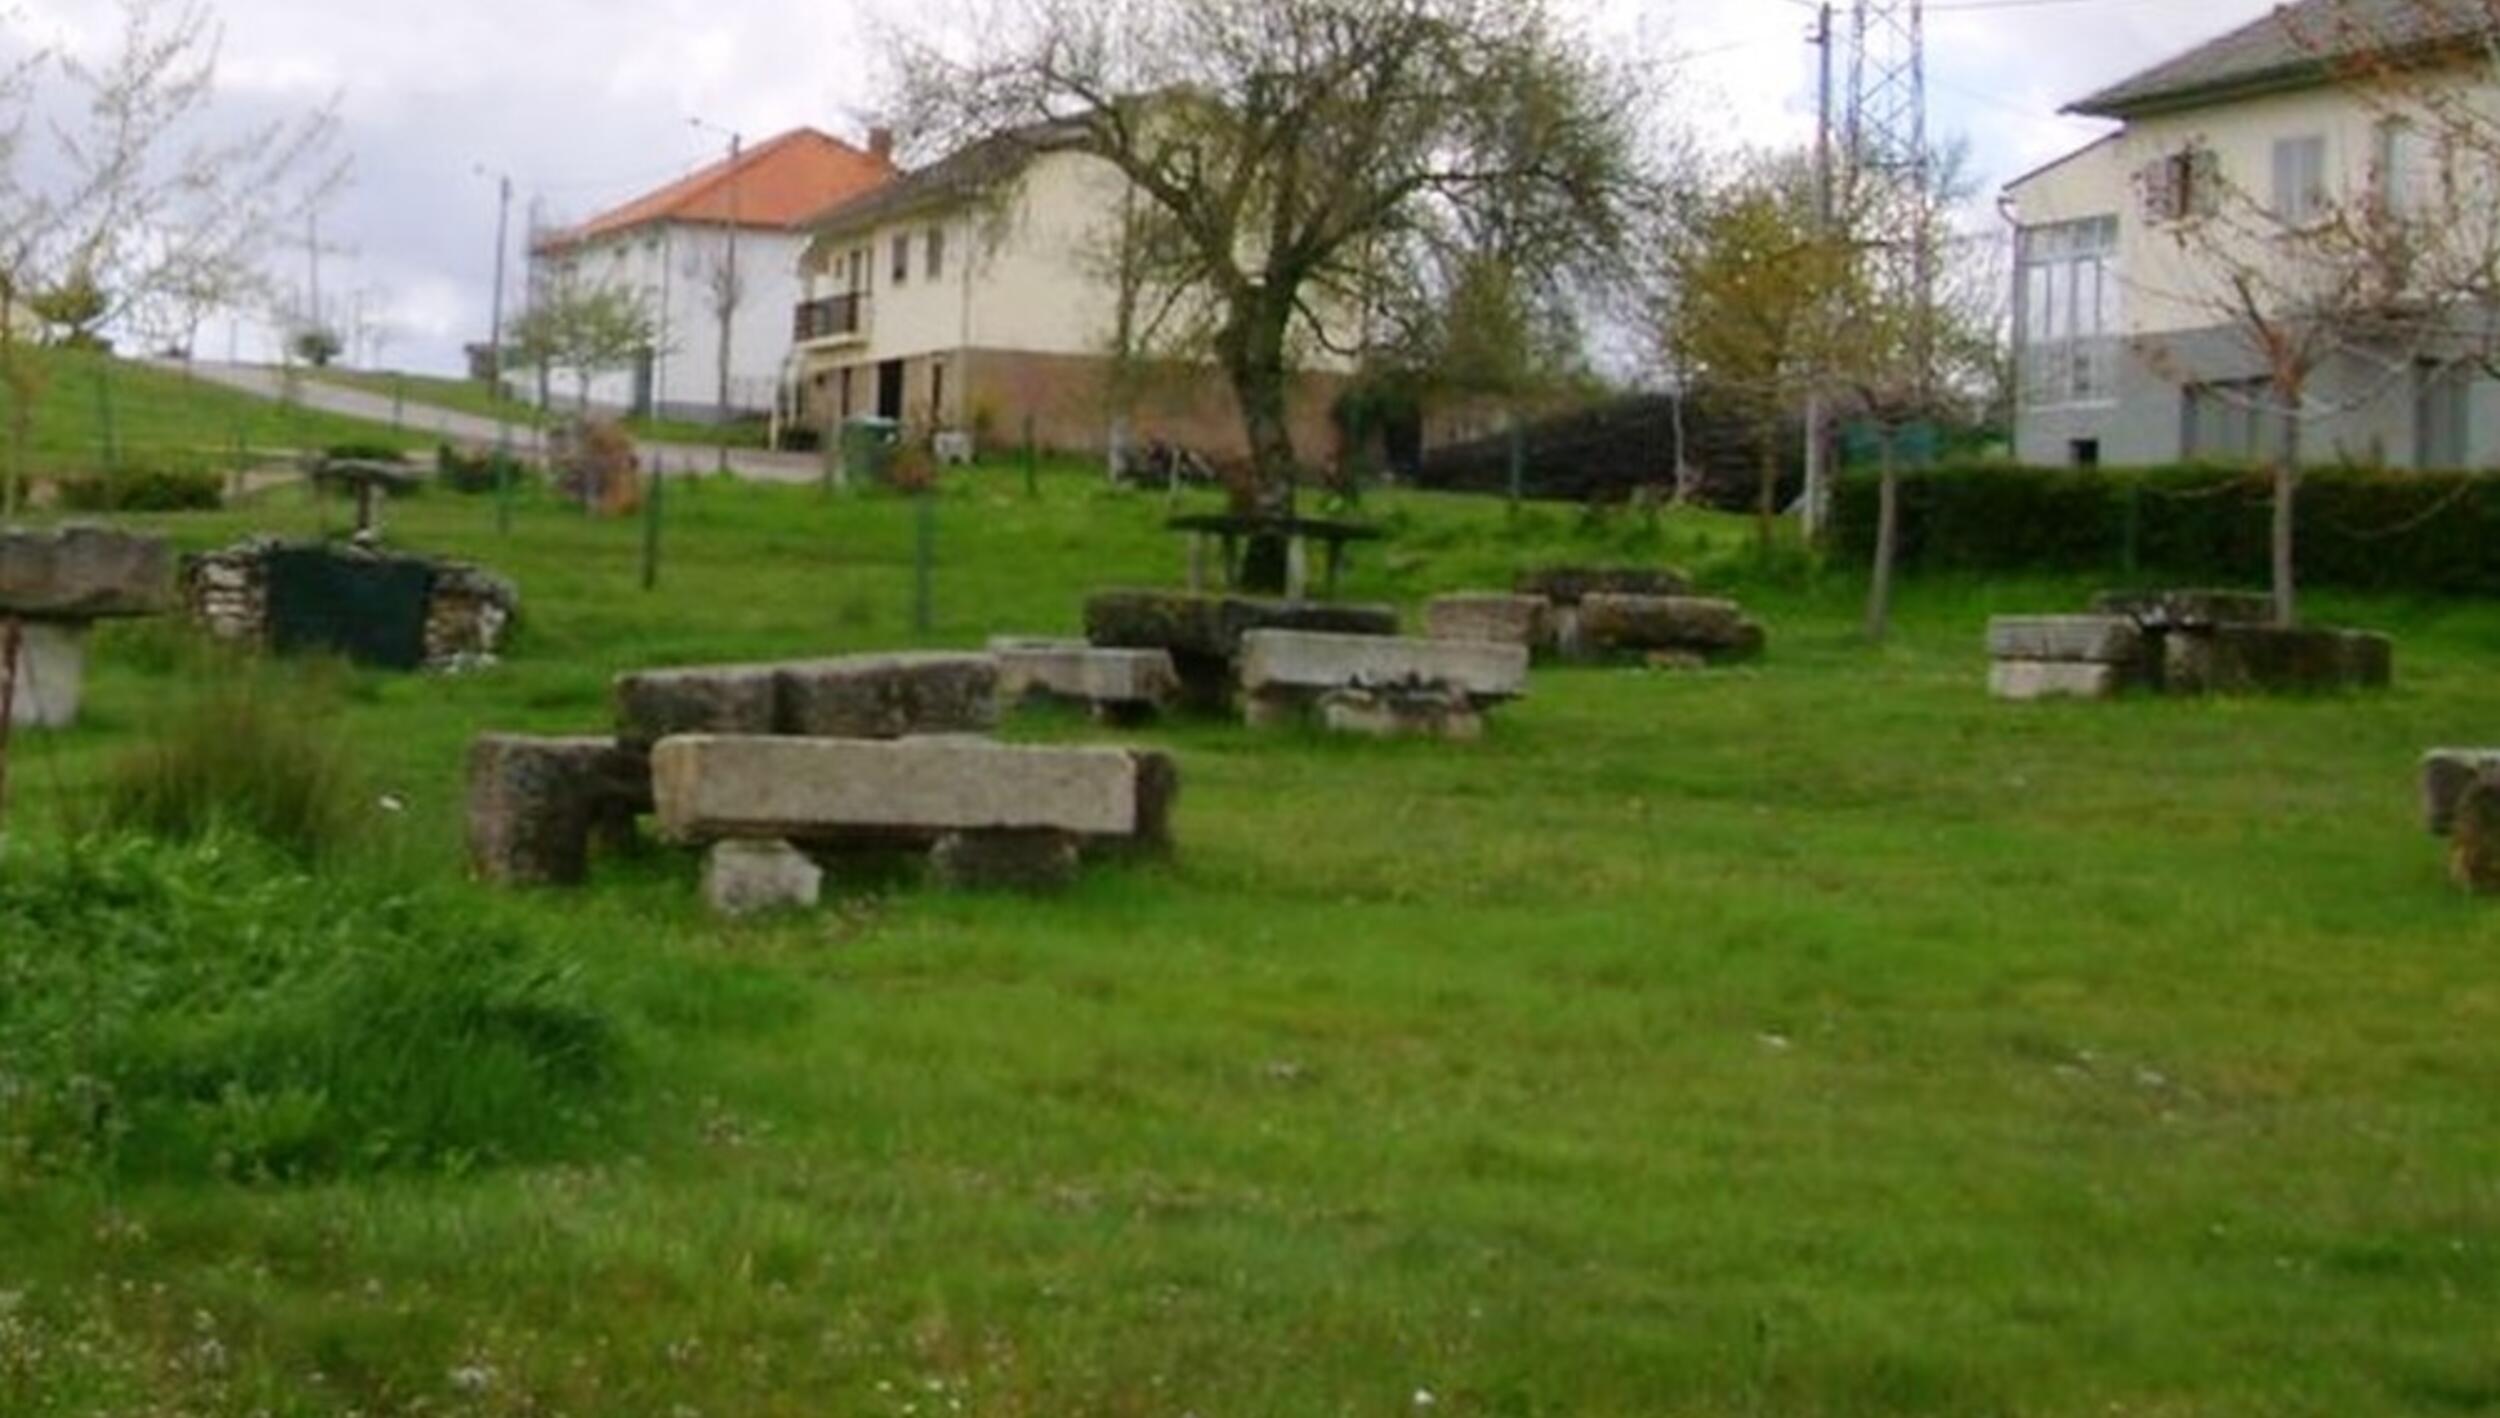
[526,128,897,423]
[787,121,1354,463]
[2006,0,2500,469]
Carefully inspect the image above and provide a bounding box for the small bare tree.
[0,0,344,513]
[507,270,659,417]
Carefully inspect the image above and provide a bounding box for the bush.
[436,442,534,495]
[0,835,620,1182]
[53,466,224,512]
[323,440,409,464]
[1828,463,2500,596]
[86,655,368,862]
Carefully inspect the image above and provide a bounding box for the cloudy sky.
[6,0,2280,375]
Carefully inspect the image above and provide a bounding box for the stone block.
[2090,589,2275,629]
[467,735,652,887]
[1574,595,1766,660]
[705,839,824,917]
[1127,749,1180,854]
[988,637,1179,716]
[1084,590,1400,713]
[1317,684,1485,741]
[2163,625,2393,696]
[1985,615,2146,665]
[1989,660,2123,702]
[1514,565,1691,606]
[0,526,173,619]
[4,620,89,729]
[2422,750,2500,836]
[774,652,1000,739]
[1424,594,1552,651]
[2454,779,2500,895]
[650,735,1145,845]
[614,664,780,750]
[927,830,1083,893]
[1238,630,1529,704]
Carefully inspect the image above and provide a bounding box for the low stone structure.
[1424,594,1552,653]
[2422,750,2500,894]
[1238,629,1528,738]
[650,735,1177,893]
[1515,566,1692,605]
[1986,616,2146,702]
[615,651,999,749]
[704,840,825,917]
[0,526,174,729]
[1084,589,1399,712]
[1573,595,1767,665]
[182,537,517,672]
[1990,592,2393,700]
[2423,750,2500,837]
[988,637,1180,722]
[465,735,654,887]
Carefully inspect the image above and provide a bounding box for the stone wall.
[182,539,518,672]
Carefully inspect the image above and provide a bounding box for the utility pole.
[1804,2,1835,539]
[482,168,515,533]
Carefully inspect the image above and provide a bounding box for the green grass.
[0,347,423,475]
[3,465,2498,1414]
[312,366,776,449]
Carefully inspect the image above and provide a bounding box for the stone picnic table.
[1165,513,1384,600]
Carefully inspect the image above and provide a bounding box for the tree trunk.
[1865,427,1900,643]
[1221,304,1299,516]
[2272,404,2301,629]
[1756,415,1781,558]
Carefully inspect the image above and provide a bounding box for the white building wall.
[525,222,810,420]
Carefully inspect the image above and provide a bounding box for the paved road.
[177,361,827,485]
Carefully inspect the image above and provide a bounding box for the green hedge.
[1830,464,2500,595]
[55,466,224,512]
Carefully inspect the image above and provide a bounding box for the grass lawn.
[310,366,777,449]
[0,348,424,475]
[3,466,2498,1415]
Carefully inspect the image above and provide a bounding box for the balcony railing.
[794,293,868,344]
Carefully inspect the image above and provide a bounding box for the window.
[2017,216,2120,409]
[2273,135,2327,224]
[2141,145,2219,222]
[926,225,946,280]
[2417,361,2473,469]
[847,248,867,293]
[2184,379,2291,463]
[891,233,910,286]
[2376,119,2436,218]
[2070,439,2101,469]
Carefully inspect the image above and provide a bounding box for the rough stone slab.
[2163,625,2394,696]
[774,652,1000,739]
[1238,630,1529,702]
[2422,750,2500,836]
[651,735,1143,844]
[1083,589,1400,660]
[4,620,88,730]
[1985,615,2146,665]
[1317,684,1485,741]
[705,840,824,917]
[2455,779,2500,895]
[988,637,1179,710]
[0,526,174,619]
[1574,595,1766,659]
[1989,660,2123,702]
[927,830,1083,893]
[2091,589,2275,629]
[1425,594,1552,651]
[614,664,780,750]
[1515,565,1691,606]
[467,735,652,887]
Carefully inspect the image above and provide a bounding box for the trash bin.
[840,416,901,488]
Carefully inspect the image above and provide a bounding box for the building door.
[876,359,906,421]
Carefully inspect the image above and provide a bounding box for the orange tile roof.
[541,128,897,250]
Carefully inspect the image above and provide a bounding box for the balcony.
[793,293,868,347]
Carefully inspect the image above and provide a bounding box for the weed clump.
[0,835,621,1183]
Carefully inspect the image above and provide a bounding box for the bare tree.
[889,0,1653,506]
[507,270,660,417]
[0,0,343,513]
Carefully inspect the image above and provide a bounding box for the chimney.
[868,127,895,163]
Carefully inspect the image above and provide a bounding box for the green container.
[841,416,901,487]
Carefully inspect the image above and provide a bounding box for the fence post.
[1023,411,1038,499]
[913,484,935,636]
[641,456,664,592]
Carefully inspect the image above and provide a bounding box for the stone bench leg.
[1318,684,1483,741]
[467,735,652,887]
[5,619,92,730]
[929,829,1083,893]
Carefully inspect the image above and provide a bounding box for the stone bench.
[1986,615,2147,701]
[2090,589,2274,630]
[1083,589,1399,713]
[1424,594,1553,654]
[1572,594,1767,666]
[1237,629,1528,739]
[615,650,1000,749]
[0,526,173,729]
[2161,624,2392,696]
[988,637,1180,723]
[651,735,1178,899]
[1515,565,1692,606]
[466,735,655,887]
